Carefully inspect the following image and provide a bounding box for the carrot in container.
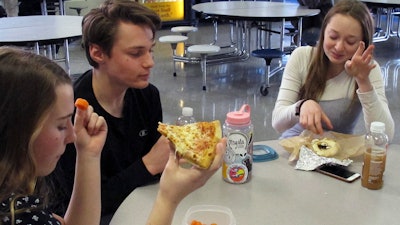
[190,220,201,225]
[75,98,89,110]
[190,220,217,225]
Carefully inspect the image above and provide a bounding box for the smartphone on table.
[316,164,361,183]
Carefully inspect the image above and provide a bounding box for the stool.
[171,26,198,52]
[383,59,400,89]
[187,44,221,91]
[251,49,284,96]
[394,12,400,42]
[69,6,88,16]
[171,26,198,36]
[159,35,188,77]
[284,24,298,46]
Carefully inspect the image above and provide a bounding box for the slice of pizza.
[157,120,222,169]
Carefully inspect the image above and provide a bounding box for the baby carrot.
[190,220,202,225]
[190,220,217,225]
[75,98,89,110]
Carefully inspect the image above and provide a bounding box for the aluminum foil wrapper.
[295,145,353,171]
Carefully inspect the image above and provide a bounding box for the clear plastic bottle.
[222,104,253,184]
[176,107,196,125]
[361,121,389,190]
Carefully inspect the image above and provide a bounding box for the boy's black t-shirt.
[51,70,162,217]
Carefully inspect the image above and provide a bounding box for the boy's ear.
[89,44,106,65]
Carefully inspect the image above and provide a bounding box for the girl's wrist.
[356,78,373,93]
[295,99,308,116]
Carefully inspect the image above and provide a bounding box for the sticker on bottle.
[223,132,252,183]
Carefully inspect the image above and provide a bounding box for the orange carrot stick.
[190,220,202,225]
[75,98,89,110]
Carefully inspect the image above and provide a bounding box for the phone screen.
[316,164,360,182]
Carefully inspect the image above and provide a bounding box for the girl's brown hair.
[0,47,71,222]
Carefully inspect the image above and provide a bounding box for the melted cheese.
[157,120,222,169]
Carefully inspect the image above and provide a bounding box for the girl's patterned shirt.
[0,195,61,225]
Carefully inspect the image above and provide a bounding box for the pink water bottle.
[222,104,254,184]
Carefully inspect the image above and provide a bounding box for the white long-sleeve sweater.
[272,46,395,142]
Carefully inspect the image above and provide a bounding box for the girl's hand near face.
[345,41,376,92]
[73,105,108,157]
[298,100,333,135]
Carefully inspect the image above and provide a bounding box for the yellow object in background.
[143,0,184,22]
[176,42,185,56]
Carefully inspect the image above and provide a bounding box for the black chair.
[251,49,285,96]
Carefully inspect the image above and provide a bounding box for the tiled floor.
[66,22,399,144]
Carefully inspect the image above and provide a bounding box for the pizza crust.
[157,120,222,169]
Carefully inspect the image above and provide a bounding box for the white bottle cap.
[370,121,385,133]
[182,107,193,117]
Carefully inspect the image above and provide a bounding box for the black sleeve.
[99,84,163,215]
[100,158,160,214]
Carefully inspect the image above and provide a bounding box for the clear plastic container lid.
[182,107,194,117]
[182,205,236,225]
[370,121,385,133]
[226,104,251,125]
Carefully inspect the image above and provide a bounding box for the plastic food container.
[182,205,236,225]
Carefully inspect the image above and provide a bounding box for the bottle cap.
[370,121,385,133]
[226,104,251,125]
[182,107,193,117]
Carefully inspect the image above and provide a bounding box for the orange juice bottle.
[361,122,388,190]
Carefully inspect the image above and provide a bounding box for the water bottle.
[361,121,388,190]
[222,104,253,184]
[176,107,196,125]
